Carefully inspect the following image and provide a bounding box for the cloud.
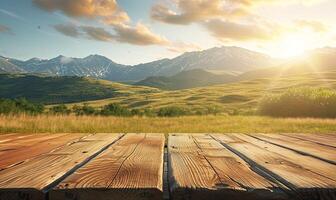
[60,56,74,64]
[53,24,81,37]
[167,41,202,53]
[81,26,114,41]
[151,0,247,25]
[203,19,282,41]
[53,23,167,45]
[240,0,326,6]
[33,0,129,25]
[0,24,12,34]
[0,9,26,21]
[294,20,328,33]
[151,0,326,25]
[34,0,169,46]
[113,23,169,45]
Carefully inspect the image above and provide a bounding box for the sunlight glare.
[269,34,310,59]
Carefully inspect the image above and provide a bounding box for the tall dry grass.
[1,114,336,134]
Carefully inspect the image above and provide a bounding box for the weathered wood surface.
[213,134,336,199]
[50,133,165,200]
[241,134,336,181]
[0,134,35,144]
[0,133,335,200]
[0,133,122,200]
[252,133,336,164]
[281,133,336,148]
[168,134,288,200]
[0,134,86,170]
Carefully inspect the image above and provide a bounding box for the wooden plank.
[0,134,86,170]
[213,134,336,199]
[281,133,336,148]
[168,134,287,200]
[50,133,165,200]
[237,134,336,182]
[253,133,336,164]
[0,134,44,145]
[0,133,122,200]
[0,134,68,150]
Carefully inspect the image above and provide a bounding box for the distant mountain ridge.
[135,48,336,90]
[135,69,237,90]
[0,46,279,81]
[2,46,335,84]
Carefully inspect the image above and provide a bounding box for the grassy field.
[64,71,336,115]
[1,115,336,134]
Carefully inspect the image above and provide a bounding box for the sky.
[0,0,335,65]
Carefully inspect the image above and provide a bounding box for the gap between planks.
[0,133,125,200]
[42,133,126,193]
[249,134,336,165]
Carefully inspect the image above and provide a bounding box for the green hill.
[0,74,157,104]
[68,71,336,115]
[135,69,236,90]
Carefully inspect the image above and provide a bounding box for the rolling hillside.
[0,74,157,104]
[67,70,336,115]
[135,69,237,90]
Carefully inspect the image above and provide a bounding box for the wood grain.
[50,133,165,200]
[168,134,287,200]
[213,134,336,199]
[238,134,336,182]
[252,133,336,164]
[0,134,35,144]
[280,133,336,148]
[0,133,122,200]
[0,134,86,170]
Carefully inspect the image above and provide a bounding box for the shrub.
[0,98,44,115]
[50,104,70,115]
[73,104,96,116]
[100,103,131,116]
[157,106,189,117]
[259,87,336,118]
[143,108,157,117]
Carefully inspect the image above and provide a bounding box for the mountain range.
[135,47,336,89]
[1,46,336,90]
[0,46,278,82]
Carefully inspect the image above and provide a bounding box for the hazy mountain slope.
[121,46,277,81]
[0,74,157,104]
[135,69,237,90]
[135,47,336,90]
[14,55,126,78]
[238,47,336,81]
[0,57,25,73]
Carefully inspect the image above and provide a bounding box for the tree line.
[0,98,220,117]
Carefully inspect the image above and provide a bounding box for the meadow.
[65,71,336,115]
[1,115,336,134]
[1,71,336,135]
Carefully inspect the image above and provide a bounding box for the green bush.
[259,87,336,118]
[0,98,44,115]
[73,104,97,116]
[50,104,71,115]
[157,106,189,117]
[100,103,131,116]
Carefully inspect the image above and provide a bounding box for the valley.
[1,46,336,115]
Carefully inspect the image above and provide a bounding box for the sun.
[268,33,311,59]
